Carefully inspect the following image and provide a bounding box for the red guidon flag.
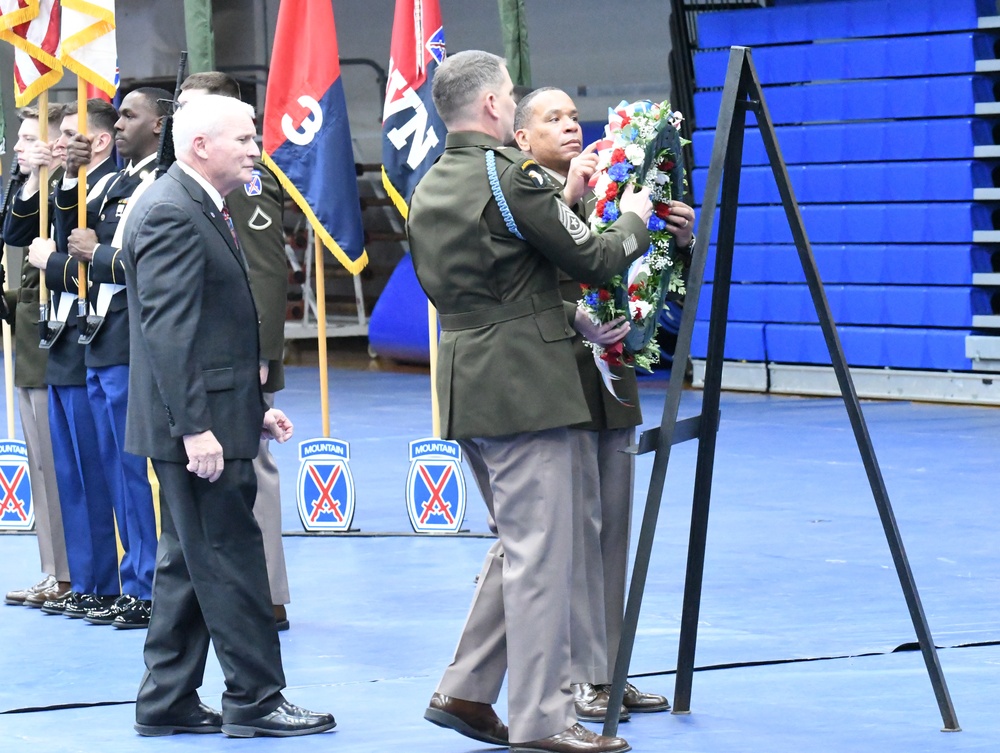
[0,0,63,106]
[381,0,446,218]
[263,0,367,274]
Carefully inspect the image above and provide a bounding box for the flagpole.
[76,78,89,315]
[38,90,52,331]
[427,301,440,437]
[315,233,330,438]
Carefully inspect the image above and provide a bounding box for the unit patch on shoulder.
[521,160,546,187]
[557,200,591,245]
[244,170,263,196]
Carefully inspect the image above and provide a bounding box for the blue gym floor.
[1,362,998,752]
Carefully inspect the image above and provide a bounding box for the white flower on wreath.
[629,298,653,322]
[624,143,644,166]
[593,173,613,200]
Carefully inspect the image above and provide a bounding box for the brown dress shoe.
[424,692,508,745]
[5,575,58,605]
[512,723,630,753]
[617,682,669,713]
[24,580,72,608]
[572,683,629,723]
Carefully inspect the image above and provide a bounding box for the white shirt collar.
[543,165,567,185]
[176,160,224,210]
[124,152,157,178]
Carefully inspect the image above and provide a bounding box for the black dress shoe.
[41,591,83,615]
[135,703,223,736]
[221,701,336,738]
[424,692,509,745]
[113,599,151,629]
[64,593,118,619]
[512,723,630,753]
[85,595,135,625]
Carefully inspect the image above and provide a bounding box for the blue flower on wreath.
[602,203,620,222]
[607,161,632,182]
[647,215,667,232]
[584,292,600,306]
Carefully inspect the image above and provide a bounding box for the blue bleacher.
[703,245,990,286]
[690,323,972,371]
[691,321,767,361]
[694,75,991,127]
[691,120,991,167]
[762,324,972,371]
[693,161,991,204]
[704,203,993,245]
[695,284,988,327]
[697,0,987,48]
[684,0,999,375]
[695,33,985,88]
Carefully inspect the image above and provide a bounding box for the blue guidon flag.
[381,0,447,218]
[405,438,466,534]
[296,438,356,533]
[262,0,367,274]
[0,440,33,531]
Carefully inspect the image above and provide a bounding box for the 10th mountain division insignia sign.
[0,440,33,531]
[296,438,356,532]
[405,438,466,534]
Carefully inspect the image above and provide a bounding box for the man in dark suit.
[177,72,292,632]
[123,93,334,739]
[514,87,695,722]
[407,50,651,753]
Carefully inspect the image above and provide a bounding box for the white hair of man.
[172,93,256,161]
[431,49,507,127]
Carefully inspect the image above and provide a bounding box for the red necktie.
[221,203,240,249]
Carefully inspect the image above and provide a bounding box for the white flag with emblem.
[60,0,117,97]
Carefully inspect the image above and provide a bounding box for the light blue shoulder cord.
[485,150,524,240]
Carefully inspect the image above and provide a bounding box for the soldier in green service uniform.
[514,87,695,724]
[407,50,652,753]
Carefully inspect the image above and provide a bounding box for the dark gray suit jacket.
[123,163,266,464]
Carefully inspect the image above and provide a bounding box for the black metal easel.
[603,46,960,737]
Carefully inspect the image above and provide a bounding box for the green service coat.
[407,131,650,439]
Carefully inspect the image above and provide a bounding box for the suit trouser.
[254,392,289,605]
[137,458,285,725]
[17,387,69,581]
[48,384,119,595]
[569,428,634,683]
[439,428,576,744]
[88,364,157,599]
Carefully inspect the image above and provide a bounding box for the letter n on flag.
[381,0,446,220]
[0,0,63,106]
[263,0,367,274]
